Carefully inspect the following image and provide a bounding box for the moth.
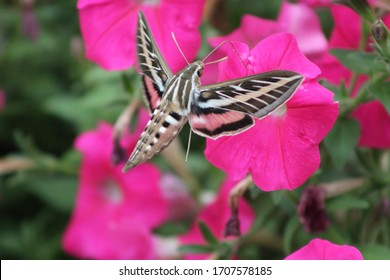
[122,11,303,172]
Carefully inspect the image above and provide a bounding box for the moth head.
[192,60,204,77]
[181,61,204,81]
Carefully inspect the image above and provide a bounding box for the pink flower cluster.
[324,5,390,148]
[63,111,169,259]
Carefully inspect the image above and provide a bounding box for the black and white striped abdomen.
[122,101,187,172]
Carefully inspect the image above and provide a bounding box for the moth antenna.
[202,40,248,77]
[204,56,228,66]
[185,129,193,163]
[172,32,189,65]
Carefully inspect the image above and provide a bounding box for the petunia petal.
[278,1,328,59]
[352,101,390,148]
[250,33,321,79]
[208,15,281,49]
[285,238,363,260]
[63,120,168,259]
[78,0,205,71]
[329,4,362,49]
[63,215,156,259]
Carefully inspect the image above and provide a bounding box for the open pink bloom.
[205,33,338,191]
[209,1,328,63]
[285,238,363,260]
[77,0,205,72]
[179,177,255,260]
[63,117,169,260]
[319,5,390,148]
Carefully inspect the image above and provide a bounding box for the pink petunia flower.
[62,115,169,260]
[205,33,338,191]
[77,0,205,72]
[179,177,255,260]
[209,1,328,64]
[321,5,390,148]
[285,238,363,260]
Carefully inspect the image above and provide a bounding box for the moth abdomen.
[122,106,187,172]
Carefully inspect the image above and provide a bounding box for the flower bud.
[298,185,330,233]
[371,19,390,59]
[224,206,240,237]
[371,19,387,42]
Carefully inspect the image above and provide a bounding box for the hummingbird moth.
[122,11,303,172]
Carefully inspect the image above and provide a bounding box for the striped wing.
[137,11,173,112]
[189,70,303,139]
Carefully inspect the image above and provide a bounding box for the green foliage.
[370,82,390,114]
[324,118,360,170]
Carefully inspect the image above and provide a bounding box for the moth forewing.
[188,70,303,139]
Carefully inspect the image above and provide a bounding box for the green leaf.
[325,225,349,244]
[360,244,390,260]
[249,184,262,200]
[271,191,296,214]
[153,222,189,236]
[198,221,219,246]
[283,217,300,254]
[178,244,214,254]
[324,118,360,170]
[326,195,370,212]
[330,49,386,74]
[236,244,261,260]
[370,82,390,114]
[216,242,234,260]
[19,174,78,212]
